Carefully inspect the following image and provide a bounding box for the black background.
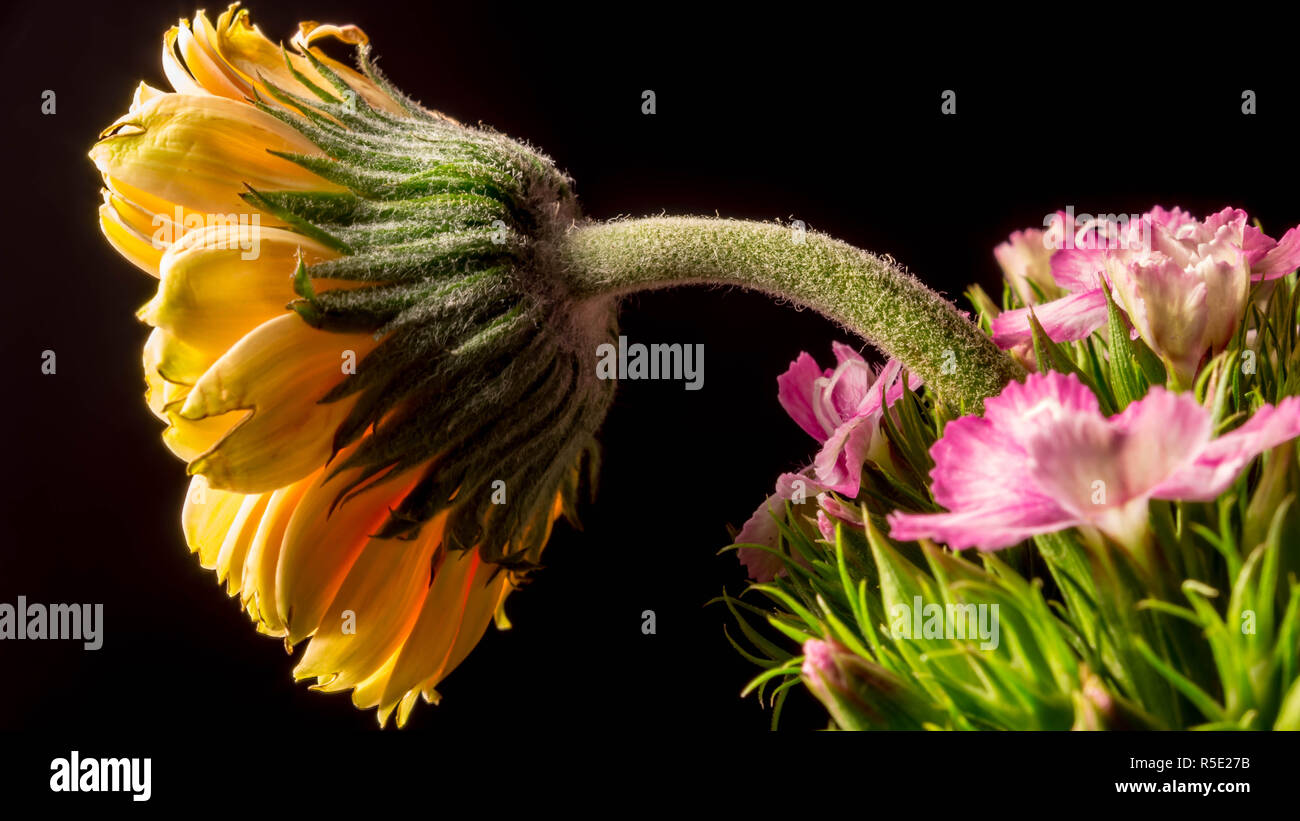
[1,0,1299,798]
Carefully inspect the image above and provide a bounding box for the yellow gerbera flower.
[92,3,613,727]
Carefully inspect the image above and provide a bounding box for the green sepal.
[240,186,352,252]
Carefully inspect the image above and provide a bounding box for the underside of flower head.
[91,3,615,725]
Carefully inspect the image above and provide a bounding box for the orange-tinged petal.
[162,26,208,96]
[205,5,406,116]
[398,564,507,728]
[438,571,512,682]
[177,15,248,99]
[276,465,424,644]
[378,547,485,716]
[210,4,336,104]
[295,509,446,690]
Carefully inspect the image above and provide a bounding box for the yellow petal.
[177,12,250,99]
[291,20,409,116]
[181,475,248,569]
[216,492,271,593]
[209,5,332,104]
[143,325,216,388]
[240,472,315,635]
[104,186,169,244]
[144,354,174,420]
[144,327,241,462]
[99,191,164,276]
[179,314,379,492]
[90,93,341,218]
[348,650,402,723]
[143,328,194,421]
[131,81,168,112]
[140,225,339,354]
[162,25,208,96]
[163,406,241,463]
[105,174,288,243]
[208,5,406,116]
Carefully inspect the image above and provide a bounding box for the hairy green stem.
[559,217,1023,410]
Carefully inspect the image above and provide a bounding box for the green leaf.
[1028,310,1079,377]
[1134,637,1227,723]
[1103,283,1145,408]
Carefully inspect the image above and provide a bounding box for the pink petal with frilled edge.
[826,357,877,421]
[990,288,1109,349]
[812,414,875,497]
[887,499,1078,552]
[1253,227,1300,280]
[1024,387,1208,520]
[810,360,919,496]
[924,415,1045,516]
[886,372,1300,552]
[1240,226,1276,267]
[777,352,832,441]
[982,370,1101,435]
[1111,254,1212,382]
[1051,248,1107,292]
[1152,397,1300,501]
[1148,205,1200,236]
[1202,207,1249,240]
[776,469,827,501]
[830,340,866,366]
[888,373,1100,550]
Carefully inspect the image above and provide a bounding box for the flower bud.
[801,638,941,730]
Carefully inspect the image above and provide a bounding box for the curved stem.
[559,217,1023,410]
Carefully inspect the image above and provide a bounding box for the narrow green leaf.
[1103,283,1145,408]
